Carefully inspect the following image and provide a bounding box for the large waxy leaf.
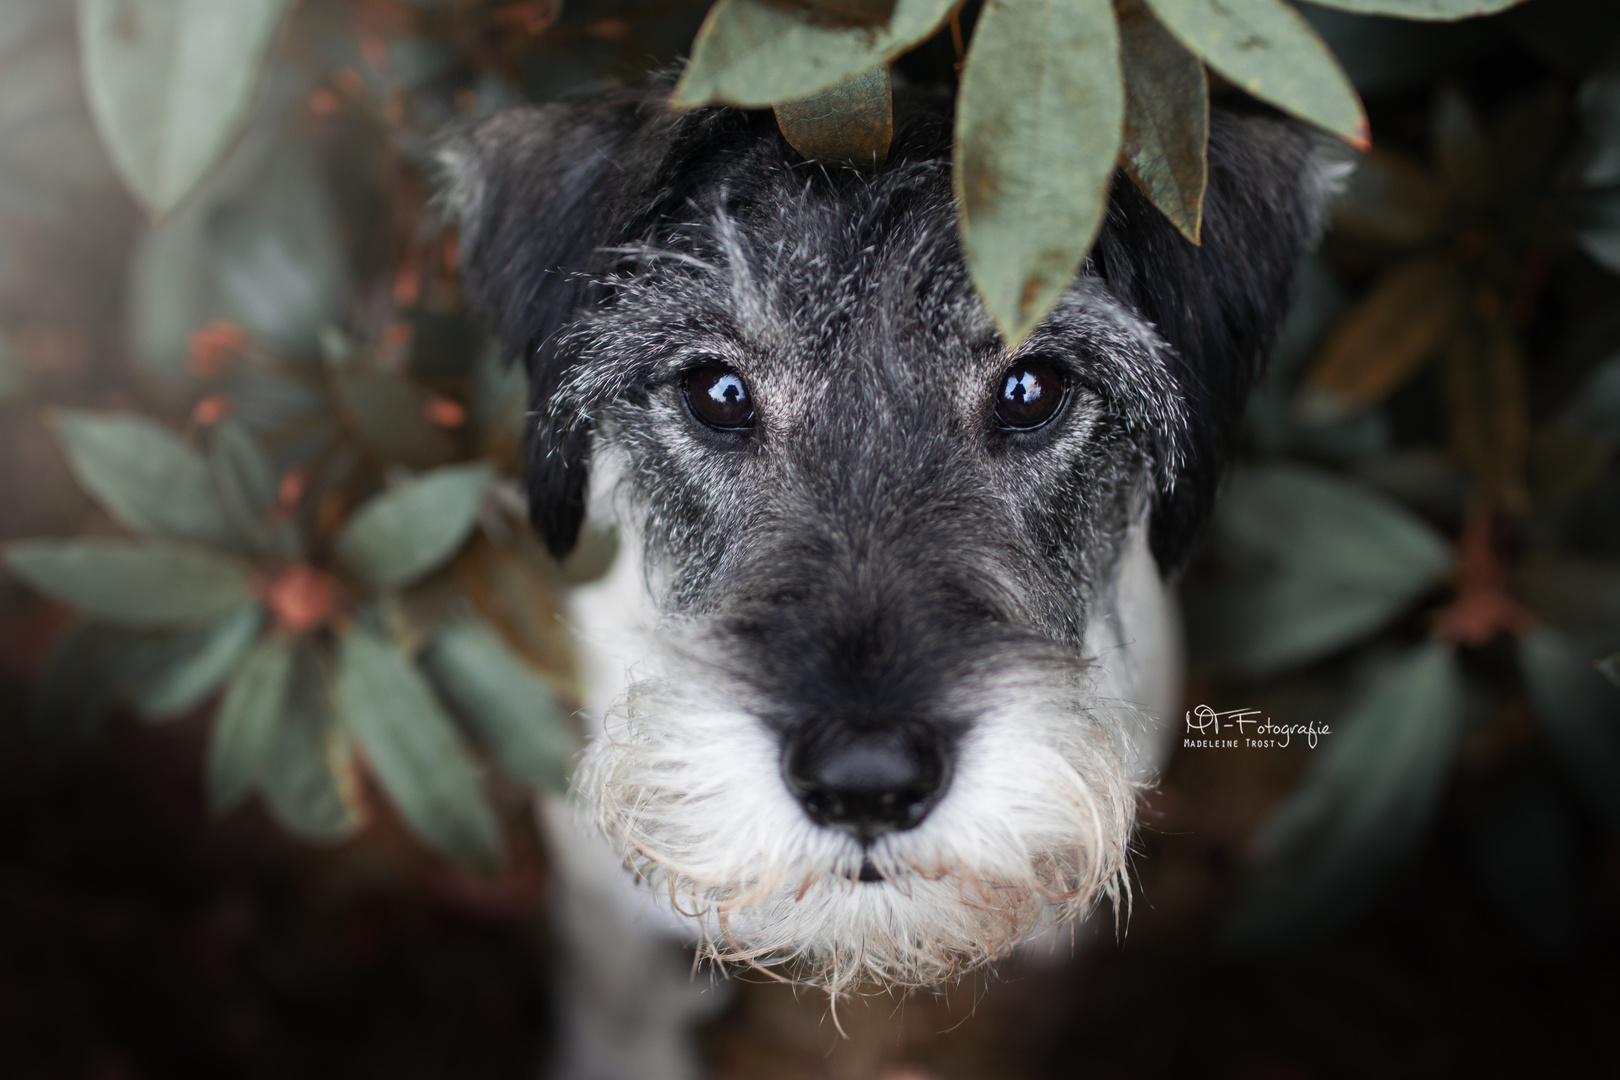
[133,604,264,719]
[334,463,493,591]
[672,0,957,107]
[1117,0,1209,245]
[258,644,362,842]
[206,633,294,812]
[955,0,1123,345]
[424,618,575,793]
[1223,641,1465,950]
[1143,0,1368,146]
[1305,0,1522,18]
[209,415,300,559]
[52,410,236,547]
[1520,627,1620,833]
[773,63,893,169]
[6,540,257,628]
[1298,256,1464,422]
[335,628,501,870]
[1186,465,1454,675]
[78,0,292,215]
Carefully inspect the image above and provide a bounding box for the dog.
[442,84,1330,1076]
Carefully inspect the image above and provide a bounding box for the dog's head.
[445,89,1328,989]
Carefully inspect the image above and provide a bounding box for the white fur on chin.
[575,644,1138,993]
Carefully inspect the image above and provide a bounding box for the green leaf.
[258,643,362,842]
[133,603,264,719]
[6,539,257,627]
[672,0,957,107]
[30,623,153,751]
[1185,465,1454,675]
[334,368,458,470]
[52,410,236,546]
[1304,0,1522,18]
[335,627,501,870]
[208,415,300,558]
[1143,0,1368,146]
[1117,0,1209,244]
[955,0,1123,345]
[773,63,893,169]
[424,618,575,793]
[1520,627,1620,833]
[78,0,292,214]
[1223,641,1465,951]
[206,633,295,813]
[335,463,493,591]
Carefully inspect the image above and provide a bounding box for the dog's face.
[446,92,1326,989]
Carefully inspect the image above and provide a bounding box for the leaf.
[1518,555,1620,655]
[1570,186,1620,277]
[335,627,501,870]
[1143,0,1368,146]
[1520,627,1620,833]
[762,0,898,28]
[30,623,153,751]
[1185,465,1454,675]
[129,113,349,375]
[208,415,300,558]
[258,642,363,842]
[334,368,458,471]
[1297,257,1464,422]
[1222,641,1465,951]
[1117,0,1209,245]
[773,63,893,169]
[1440,318,1529,512]
[424,618,575,793]
[1329,149,1448,248]
[1304,0,1523,21]
[955,0,1123,345]
[52,410,236,547]
[77,0,291,215]
[1431,83,1489,209]
[672,0,957,108]
[133,604,264,719]
[335,463,493,591]
[6,540,258,628]
[206,634,294,812]
[1568,350,1620,438]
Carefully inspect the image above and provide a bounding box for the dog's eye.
[993,361,1067,430]
[683,365,755,430]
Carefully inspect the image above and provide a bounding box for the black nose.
[783,725,948,840]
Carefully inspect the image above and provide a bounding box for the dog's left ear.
[1093,109,1336,576]
[440,92,666,558]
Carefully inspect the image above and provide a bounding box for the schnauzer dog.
[444,83,1329,1071]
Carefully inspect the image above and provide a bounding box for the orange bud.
[261,564,338,635]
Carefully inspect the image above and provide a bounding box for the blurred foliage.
[0,0,1615,963]
[1191,0,1620,952]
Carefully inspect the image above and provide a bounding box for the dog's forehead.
[619,166,1151,419]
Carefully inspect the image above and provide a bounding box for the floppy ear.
[441,92,658,558]
[1094,108,1334,576]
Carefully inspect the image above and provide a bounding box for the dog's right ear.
[440,94,657,558]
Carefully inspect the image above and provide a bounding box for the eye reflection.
[993,361,1067,429]
[683,365,755,430]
